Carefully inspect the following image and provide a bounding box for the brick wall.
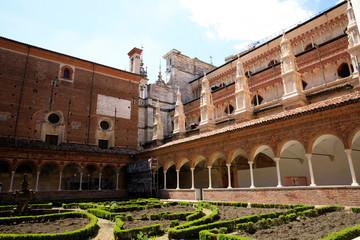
[203,187,360,207]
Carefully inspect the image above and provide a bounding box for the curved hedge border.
[113,217,162,240]
[87,208,124,221]
[0,212,97,240]
[199,229,254,240]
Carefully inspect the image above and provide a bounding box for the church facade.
[1,0,360,206]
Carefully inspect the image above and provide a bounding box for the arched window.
[268,60,278,67]
[245,71,252,78]
[337,63,353,78]
[224,104,234,114]
[302,80,308,90]
[63,69,70,79]
[251,94,263,106]
[304,44,313,51]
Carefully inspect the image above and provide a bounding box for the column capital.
[207,165,212,169]
[176,169,180,172]
[248,161,253,165]
[344,149,352,155]
[274,157,280,162]
[163,170,167,174]
[190,167,195,171]
[305,153,312,159]
[226,163,231,167]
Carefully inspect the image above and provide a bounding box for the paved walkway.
[93,218,115,240]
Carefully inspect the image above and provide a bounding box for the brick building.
[137,1,360,206]
[1,0,360,206]
[0,38,142,201]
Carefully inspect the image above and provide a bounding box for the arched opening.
[63,69,70,79]
[166,164,177,189]
[311,134,350,185]
[230,149,249,188]
[0,161,11,192]
[83,165,99,190]
[224,104,234,115]
[155,166,164,190]
[245,71,252,78]
[63,163,80,190]
[268,60,278,67]
[252,146,277,187]
[280,140,310,186]
[179,161,192,189]
[15,162,37,191]
[211,156,228,188]
[302,80,308,90]
[351,130,360,181]
[39,162,59,191]
[337,63,353,78]
[119,166,127,190]
[102,165,117,190]
[194,158,209,188]
[304,43,313,51]
[252,94,264,106]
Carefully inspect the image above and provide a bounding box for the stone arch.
[179,160,192,189]
[0,160,12,192]
[166,163,177,189]
[14,161,37,191]
[39,162,60,191]
[209,151,227,188]
[279,140,310,186]
[307,131,345,153]
[177,158,190,170]
[251,145,277,187]
[349,129,360,186]
[193,157,209,189]
[310,134,351,185]
[193,155,206,168]
[62,163,81,190]
[228,148,249,188]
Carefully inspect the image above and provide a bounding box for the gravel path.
[92,218,115,240]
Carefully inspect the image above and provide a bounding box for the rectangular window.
[98,139,108,149]
[45,134,58,145]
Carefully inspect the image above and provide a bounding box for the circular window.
[48,113,60,124]
[100,120,110,130]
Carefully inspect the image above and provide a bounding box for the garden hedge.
[0,212,97,240]
[113,217,162,240]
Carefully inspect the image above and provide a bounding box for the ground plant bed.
[0,217,89,234]
[237,211,360,240]
[2,200,360,240]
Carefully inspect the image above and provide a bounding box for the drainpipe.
[14,45,30,139]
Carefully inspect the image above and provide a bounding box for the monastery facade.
[1,0,360,206]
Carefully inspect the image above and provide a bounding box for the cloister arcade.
[155,130,360,191]
[0,160,127,193]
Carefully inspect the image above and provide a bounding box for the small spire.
[210,56,213,65]
[158,60,162,81]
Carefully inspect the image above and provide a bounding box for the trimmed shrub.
[351,207,360,213]
[113,223,162,240]
[170,219,180,228]
[0,212,97,240]
[319,223,360,240]
[87,208,123,221]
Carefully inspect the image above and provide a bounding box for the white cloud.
[206,30,216,40]
[181,0,313,43]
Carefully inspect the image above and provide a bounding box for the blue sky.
[0,0,342,83]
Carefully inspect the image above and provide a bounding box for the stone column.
[79,172,83,191]
[35,171,40,192]
[345,149,359,186]
[9,171,15,192]
[248,162,255,188]
[226,164,232,189]
[190,168,195,189]
[305,154,317,187]
[163,171,167,190]
[176,170,180,190]
[98,173,102,190]
[58,172,62,191]
[274,158,282,187]
[116,173,119,190]
[208,166,213,189]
